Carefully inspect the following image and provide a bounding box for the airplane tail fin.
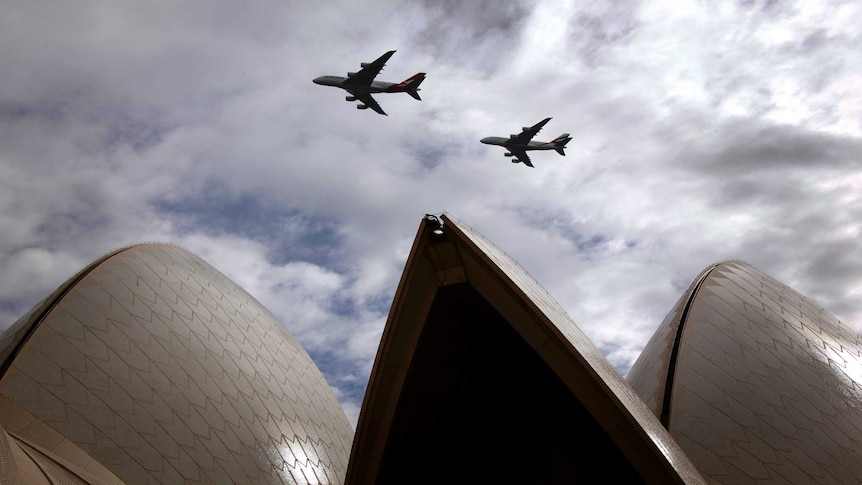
[404,73,425,100]
[552,134,571,155]
[386,73,426,99]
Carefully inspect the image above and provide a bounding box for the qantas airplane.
[313,50,425,116]
[481,118,572,167]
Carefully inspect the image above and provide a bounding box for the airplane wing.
[509,149,534,167]
[510,117,552,145]
[349,91,387,116]
[344,50,396,86]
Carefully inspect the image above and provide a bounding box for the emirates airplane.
[313,50,425,116]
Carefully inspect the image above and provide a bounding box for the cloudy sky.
[2,0,861,427]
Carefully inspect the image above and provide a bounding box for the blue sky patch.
[154,183,347,268]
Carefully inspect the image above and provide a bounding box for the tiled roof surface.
[0,244,353,484]
[6,220,860,484]
[348,215,706,484]
[630,261,862,484]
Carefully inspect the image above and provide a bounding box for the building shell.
[1,215,860,484]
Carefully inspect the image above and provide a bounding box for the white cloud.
[1,0,861,428]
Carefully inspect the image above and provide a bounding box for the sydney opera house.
[2,213,861,484]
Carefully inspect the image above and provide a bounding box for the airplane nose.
[313,77,323,85]
[480,137,492,144]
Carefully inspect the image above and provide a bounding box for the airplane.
[480,118,572,167]
[312,50,425,116]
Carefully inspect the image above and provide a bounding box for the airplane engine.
[347,72,358,77]
[346,96,357,101]
[523,127,531,132]
[357,104,369,110]
[504,152,514,157]
[360,62,370,67]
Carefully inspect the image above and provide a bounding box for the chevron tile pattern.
[630,261,862,484]
[0,244,353,484]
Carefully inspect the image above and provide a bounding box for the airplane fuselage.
[313,76,402,94]
[480,137,559,151]
[481,118,570,167]
[313,51,425,115]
